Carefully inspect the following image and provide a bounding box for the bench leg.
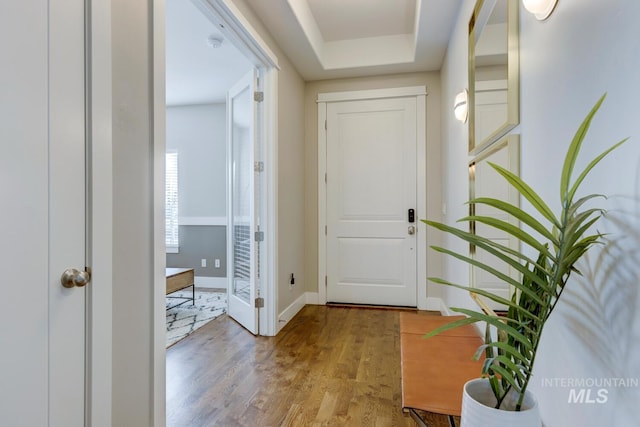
[408,408,430,427]
[406,408,457,427]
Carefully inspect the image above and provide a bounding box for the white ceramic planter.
[461,378,541,427]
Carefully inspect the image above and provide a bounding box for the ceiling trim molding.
[317,86,427,103]
[286,0,420,72]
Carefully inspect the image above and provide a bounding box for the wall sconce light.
[454,89,468,123]
[522,0,558,20]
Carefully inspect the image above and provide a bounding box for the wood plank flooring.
[166,305,455,426]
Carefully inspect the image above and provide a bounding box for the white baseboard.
[305,292,319,305]
[425,297,452,315]
[194,276,227,289]
[277,292,308,333]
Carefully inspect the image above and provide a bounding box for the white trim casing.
[316,86,427,103]
[87,0,113,424]
[317,102,327,305]
[416,93,427,310]
[317,87,428,308]
[260,67,279,337]
[152,0,166,425]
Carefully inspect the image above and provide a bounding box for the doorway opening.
[160,0,279,348]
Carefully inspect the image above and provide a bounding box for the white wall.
[166,103,227,218]
[440,1,640,425]
[111,0,155,424]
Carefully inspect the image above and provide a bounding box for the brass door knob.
[61,268,91,288]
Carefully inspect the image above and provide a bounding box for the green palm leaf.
[560,93,606,202]
[448,308,533,350]
[430,247,547,306]
[489,162,560,228]
[461,215,553,257]
[470,197,559,244]
[427,278,544,322]
[423,219,555,269]
[566,138,628,204]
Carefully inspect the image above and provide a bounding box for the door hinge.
[324,172,327,183]
[255,297,264,308]
[325,119,327,130]
[324,225,327,235]
[254,91,264,102]
[255,231,264,242]
[325,276,328,287]
[254,161,264,172]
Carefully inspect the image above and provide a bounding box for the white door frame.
[87,0,113,424]
[153,0,280,419]
[317,86,428,309]
[190,0,279,337]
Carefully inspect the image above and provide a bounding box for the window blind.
[165,151,179,249]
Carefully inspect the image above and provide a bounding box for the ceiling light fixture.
[207,35,224,49]
[522,0,558,20]
[454,89,468,123]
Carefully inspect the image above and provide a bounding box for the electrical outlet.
[201,258,206,268]
[214,259,221,268]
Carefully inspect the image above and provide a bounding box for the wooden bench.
[400,313,484,427]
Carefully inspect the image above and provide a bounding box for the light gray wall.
[166,103,227,278]
[111,0,154,424]
[166,226,227,277]
[166,103,226,217]
[440,1,640,425]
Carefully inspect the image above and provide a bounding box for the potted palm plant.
[422,95,628,427]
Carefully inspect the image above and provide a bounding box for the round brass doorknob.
[61,268,91,288]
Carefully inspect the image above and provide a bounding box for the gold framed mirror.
[468,0,519,155]
[468,135,520,313]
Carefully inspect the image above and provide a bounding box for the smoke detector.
[207,35,224,49]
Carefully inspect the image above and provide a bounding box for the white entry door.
[227,70,260,334]
[1,1,87,426]
[326,97,418,307]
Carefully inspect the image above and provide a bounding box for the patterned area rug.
[166,290,227,348]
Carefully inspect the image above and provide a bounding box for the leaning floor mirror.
[468,135,520,313]
[468,0,519,155]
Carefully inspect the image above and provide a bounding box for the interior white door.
[1,1,87,426]
[326,97,418,307]
[227,69,259,334]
